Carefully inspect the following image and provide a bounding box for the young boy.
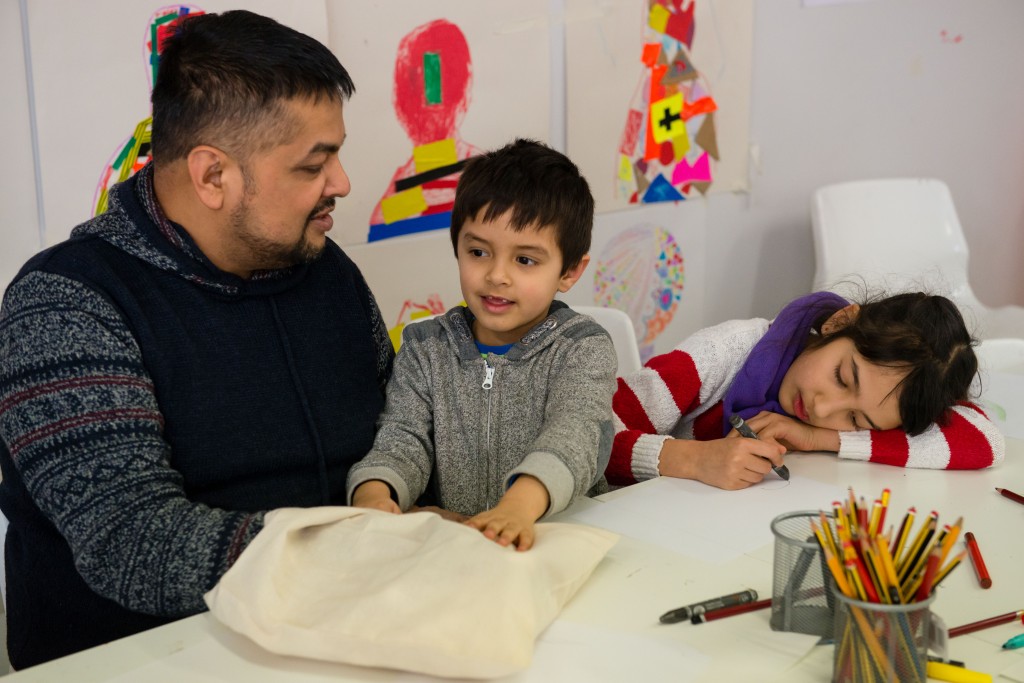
[347,139,617,550]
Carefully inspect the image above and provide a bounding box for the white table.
[7,440,1024,682]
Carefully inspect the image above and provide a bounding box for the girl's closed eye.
[834,365,847,388]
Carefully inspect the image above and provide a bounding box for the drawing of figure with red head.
[368,19,483,242]
[616,0,719,205]
[93,5,203,215]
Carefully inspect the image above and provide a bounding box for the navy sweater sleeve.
[0,270,262,616]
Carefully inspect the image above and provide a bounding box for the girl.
[609,291,1005,490]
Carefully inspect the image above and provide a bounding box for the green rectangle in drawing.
[424,52,441,105]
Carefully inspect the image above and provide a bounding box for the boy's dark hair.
[807,292,977,436]
[151,10,354,163]
[450,138,594,275]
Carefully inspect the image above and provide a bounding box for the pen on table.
[690,597,772,624]
[728,414,790,481]
[1004,633,1024,650]
[963,532,991,589]
[995,486,1024,507]
[948,609,1024,638]
[659,589,758,624]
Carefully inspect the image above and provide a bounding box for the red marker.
[996,487,1024,507]
[964,532,992,589]
[690,598,772,624]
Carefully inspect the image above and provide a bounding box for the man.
[0,11,393,669]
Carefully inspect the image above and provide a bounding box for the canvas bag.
[205,506,619,679]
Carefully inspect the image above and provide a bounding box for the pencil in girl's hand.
[728,414,790,480]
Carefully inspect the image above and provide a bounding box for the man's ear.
[186,146,234,210]
[822,303,861,335]
[558,254,590,293]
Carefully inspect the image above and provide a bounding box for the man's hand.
[351,480,401,514]
[464,475,549,551]
[745,411,841,452]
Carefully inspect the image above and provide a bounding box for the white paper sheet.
[566,475,843,562]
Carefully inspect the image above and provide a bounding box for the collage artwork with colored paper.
[93,6,203,216]
[617,0,719,204]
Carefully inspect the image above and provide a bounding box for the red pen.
[996,487,1024,507]
[964,532,992,589]
[690,598,772,624]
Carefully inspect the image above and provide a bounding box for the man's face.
[228,97,350,273]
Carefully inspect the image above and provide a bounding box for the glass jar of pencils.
[770,510,835,639]
[832,590,935,683]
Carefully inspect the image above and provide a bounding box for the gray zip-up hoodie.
[347,301,618,517]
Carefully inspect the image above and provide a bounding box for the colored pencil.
[995,487,1024,506]
[948,609,1024,638]
[964,532,991,589]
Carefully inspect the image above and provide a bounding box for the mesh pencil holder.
[770,510,834,639]
[832,590,935,683]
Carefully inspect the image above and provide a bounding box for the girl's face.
[778,337,907,432]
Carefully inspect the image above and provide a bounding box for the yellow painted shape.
[648,4,670,33]
[413,138,458,173]
[650,92,685,144]
[381,186,429,224]
[617,154,634,183]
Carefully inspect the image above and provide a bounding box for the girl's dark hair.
[806,293,977,436]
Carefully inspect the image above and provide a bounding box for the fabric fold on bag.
[205,507,618,679]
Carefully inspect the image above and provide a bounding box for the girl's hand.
[745,411,841,452]
[659,436,786,490]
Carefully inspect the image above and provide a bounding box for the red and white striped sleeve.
[607,319,768,485]
[837,401,1005,469]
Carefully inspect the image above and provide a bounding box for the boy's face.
[456,210,588,347]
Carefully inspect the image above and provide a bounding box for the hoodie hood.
[71,163,310,298]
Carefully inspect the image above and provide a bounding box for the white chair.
[811,178,1024,340]
[574,305,643,377]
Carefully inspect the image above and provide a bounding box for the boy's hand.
[464,475,549,551]
[659,435,786,490]
[408,505,469,523]
[745,411,841,453]
[351,480,401,514]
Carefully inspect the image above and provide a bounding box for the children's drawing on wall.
[368,20,483,243]
[559,201,706,358]
[325,1,550,246]
[615,1,718,205]
[26,1,328,246]
[387,293,451,349]
[566,0,753,214]
[93,6,203,217]
[593,225,685,362]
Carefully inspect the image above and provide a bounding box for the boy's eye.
[302,166,323,175]
[516,256,537,266]
[468,248,486,258]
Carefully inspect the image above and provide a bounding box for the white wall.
[0,0,42,291]
[4,0,1022,331]
[705,0,1024,323]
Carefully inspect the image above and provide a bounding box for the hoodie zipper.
[482,357,495,506]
